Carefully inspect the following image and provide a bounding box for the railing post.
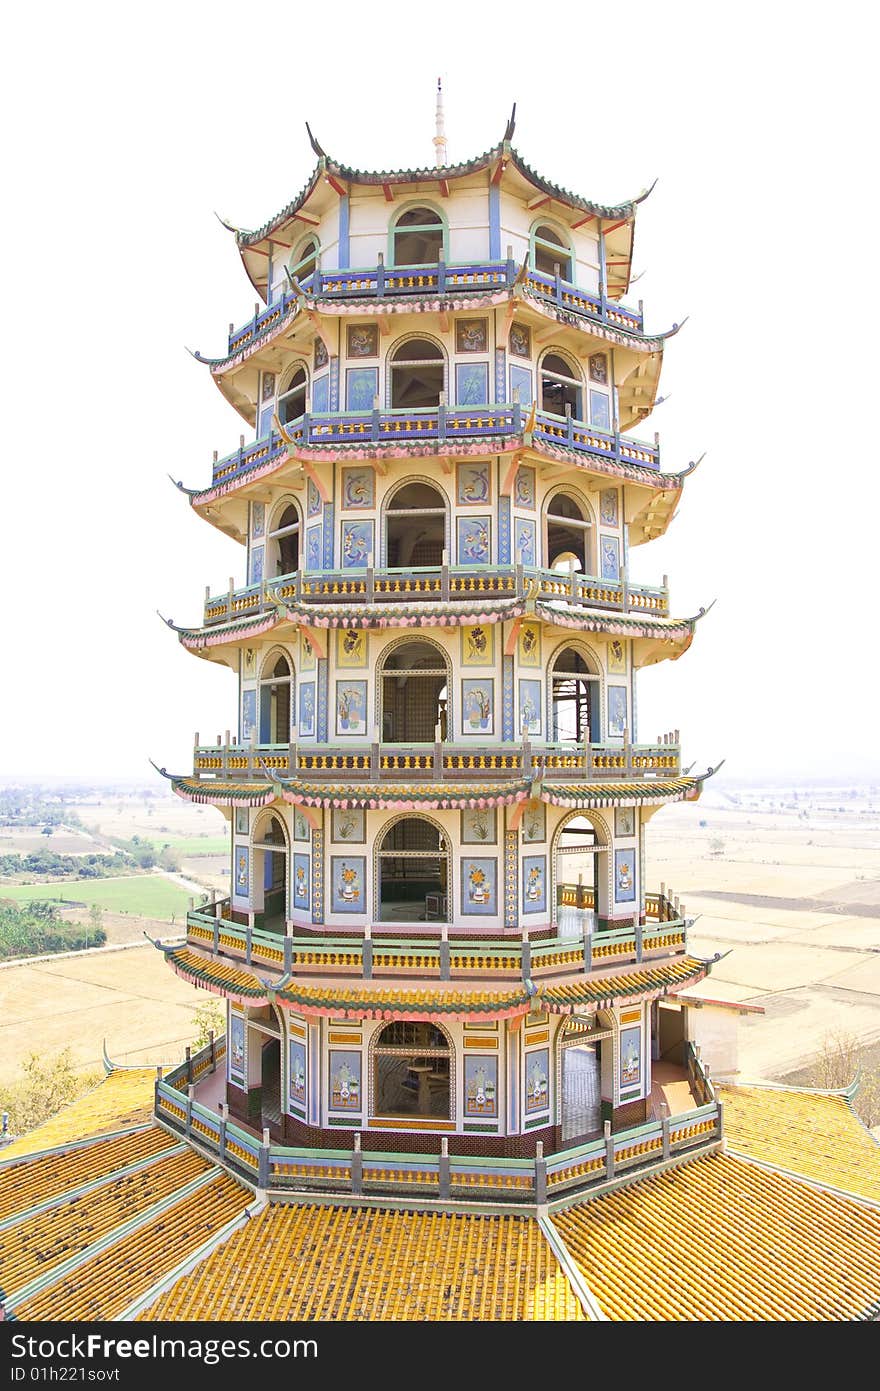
[371,393,381,443]
[441,548,450,602]
[433,731,443,778]
[583,917,592,974]
[661,1114,671,1161]
[513,398,522,434]
[565,401,574,446]
[290,737,298,774]
[522,736,532,779]
[212,914,220,954]
[351,1132,363,1196]
[438,390,447,442]
[245,922,253,967]
[185,1083,194,1137]
[258,1129,271,1190]
[209,1029,216,1072]
[366,554,375,603]
[634,913,643,964]
[284,928,293,974]
[553,262,563,306]
[185,1046,193,1086]
[715,1096,725,1142]
[363,926,373,980]
[621,564,629,612]
[439,1136,451,1199]
[521,930,532,979]
[370,729,380,780]
[376,252,385,296]
[534,1141,547,1206]
[439,923,450,981]
[604,1121,615,1180]
[218,1102,228,1164]
[438,247,446,294]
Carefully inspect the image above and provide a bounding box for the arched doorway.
[252,813,289,933]
[559,1017,610,1142]
[383,480,447,567]
[372,1020,452,1120]
[389,337,445,409]
[377,816,450,924]
[550,646,599,742]
[258,652,294,745]
[540,351,582,418]
[546,492,593,572]
[267,502,301,578]
[278,364,308,426]
[554,812,601,938]
[379,639,449,742]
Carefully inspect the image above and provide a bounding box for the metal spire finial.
[433,77,447,169]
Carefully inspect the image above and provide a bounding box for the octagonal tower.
[157,103,719,1171]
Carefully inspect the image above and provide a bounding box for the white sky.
[1,0,877,784]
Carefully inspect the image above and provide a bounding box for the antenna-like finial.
[433,77,448,169]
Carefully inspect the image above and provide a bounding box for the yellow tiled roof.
[721,1084,880,1203]
[139,1205,586,1321]
[554,1152,880,1321]
[0,1069,157,1163]
[13,1173,247,1322]
[0,1127,177,1222]
[0,1146,210,1298]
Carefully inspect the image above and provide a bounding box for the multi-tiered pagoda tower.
[158,100,719,1167]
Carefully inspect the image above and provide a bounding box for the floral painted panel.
[461,858,497,916]
[331,856,366,913]
[462,679,494,735]
[457,516,490,565]
[341,467,374,510]
[522,854,548,914]
[341,520,374,567]
[456,462,490,505]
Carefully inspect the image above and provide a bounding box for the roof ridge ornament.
[305,121,327,161]
[503,102,517,145]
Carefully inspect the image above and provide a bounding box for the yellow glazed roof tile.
[13,1173,247,1322]
[720,1084,880,1203]
[0,1127,178,1221]
[554,1152,880,1321]
[139,1205,585,1322]
[0,1069,157,1162]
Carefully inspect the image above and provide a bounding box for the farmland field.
[0,875,194,919]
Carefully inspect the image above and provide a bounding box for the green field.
[163,836,229,855]
[0,875,195,919]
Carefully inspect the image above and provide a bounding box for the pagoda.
[156,91,722,1176]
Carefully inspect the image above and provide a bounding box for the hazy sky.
[1,1,876,783]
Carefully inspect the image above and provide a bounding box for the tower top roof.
[223,115,655,303]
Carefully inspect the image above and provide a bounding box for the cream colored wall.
[497,194,600,292]
[684,1006,739,1081]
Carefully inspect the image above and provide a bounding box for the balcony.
[207,408,660,491]
[203,563,669,626]
[184,888,686,981]
[155,1035,719,1205]
[226,259,645,358]
[192,736,681,783]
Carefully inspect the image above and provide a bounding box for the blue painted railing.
[208,409,659,490]
[226,260,644,357]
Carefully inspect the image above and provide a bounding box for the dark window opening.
[393,207,444,266]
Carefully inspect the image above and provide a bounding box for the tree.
[708,837,726,857]
[0,1049,99,1137]
[41,825,53,837]
[192,999,225,1050]
[808,1029,880,1129]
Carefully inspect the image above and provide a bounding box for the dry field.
[1,787,878,1087]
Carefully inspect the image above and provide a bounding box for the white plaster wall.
[684,1006,739,1081]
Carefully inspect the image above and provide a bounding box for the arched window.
[384,480,447,567]
[289,236,319,288]
[380,640,448,743]
[267,503,300,578]
[551,648,599,742]
[540,352,582,418]
[373,1020,452,1120]
[377,816,449,925]
[554,812,601,940]
[278,365,308,427]
[531,223,573,281]
[391,206,444,266]
[546,492,592,572]
[389,337,445,410]
[258,652,294,745]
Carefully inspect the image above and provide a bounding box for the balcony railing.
[226,259,644,357]
[192,737,681,783]
[155,1036,719,1205]
[184,887,686,980]
[208,409,660,490]
[203,563,669,626]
